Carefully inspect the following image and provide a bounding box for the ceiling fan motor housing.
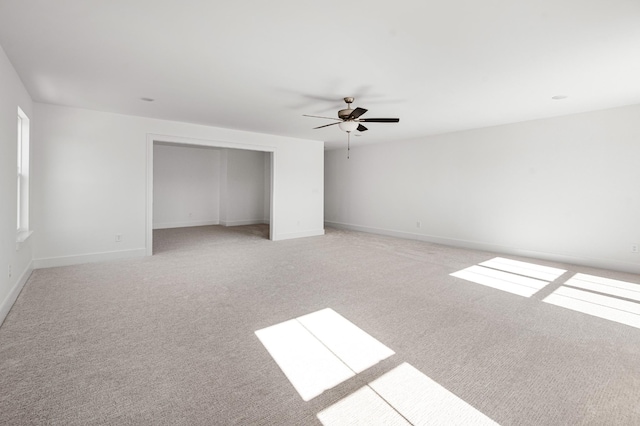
[338,108,354,119]
[338,97,355,119]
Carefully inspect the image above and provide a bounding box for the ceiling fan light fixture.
[338,121,359,132]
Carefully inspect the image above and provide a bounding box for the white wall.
[153,144,221,229]
[33,103,324,267]
[325,104,640,274]
[221,149,269,226]
[0,44,34,324]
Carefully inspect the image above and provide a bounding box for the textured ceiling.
[1,0,639,149]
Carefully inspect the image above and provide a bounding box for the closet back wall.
[153,144,269,230]
[153,144,221,229]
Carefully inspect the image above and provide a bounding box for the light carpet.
[1,225,639,425]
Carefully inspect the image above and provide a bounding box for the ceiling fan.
[303,97,400,158]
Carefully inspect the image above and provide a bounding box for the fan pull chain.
[347,132,350,159]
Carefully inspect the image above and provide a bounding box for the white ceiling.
[1,0,639,149]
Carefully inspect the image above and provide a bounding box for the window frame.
[17,107,31,242]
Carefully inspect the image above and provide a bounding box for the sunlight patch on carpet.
[451,264,551,297]
[318,363,498,426]
[317,386,411,426]
[565,273,640,302]
[543,284,640,329]
[479,257,566,282]
[297,308,395,374]
[255,308,394,401]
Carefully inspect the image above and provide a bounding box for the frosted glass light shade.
[338,121,359,132]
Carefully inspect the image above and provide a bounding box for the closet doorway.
[146,136,274,255]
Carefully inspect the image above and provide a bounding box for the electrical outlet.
[416,221,421,228]
[632,244,639,253]
[115,234,122,243]
[8,265,11,278]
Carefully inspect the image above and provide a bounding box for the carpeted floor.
[1,225,639,425]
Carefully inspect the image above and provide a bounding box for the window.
[17,107,30,241]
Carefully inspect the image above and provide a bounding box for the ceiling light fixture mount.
[551,95,568,100]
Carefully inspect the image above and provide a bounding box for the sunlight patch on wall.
[318,363,498,426]
[543,283,640,330]
[255,308,395,401]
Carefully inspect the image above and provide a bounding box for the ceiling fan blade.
[313,122,340,129]
[359,118,400,123]
[303,114,341,121]
[348,107,368,119]
[357,124,368,132]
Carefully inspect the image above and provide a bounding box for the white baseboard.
[33,248,147,269]
[0,261,33,327]
[325,221,640,275]
[220,219,268,227]
[153,220,219,230]
[273,228,325,241]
